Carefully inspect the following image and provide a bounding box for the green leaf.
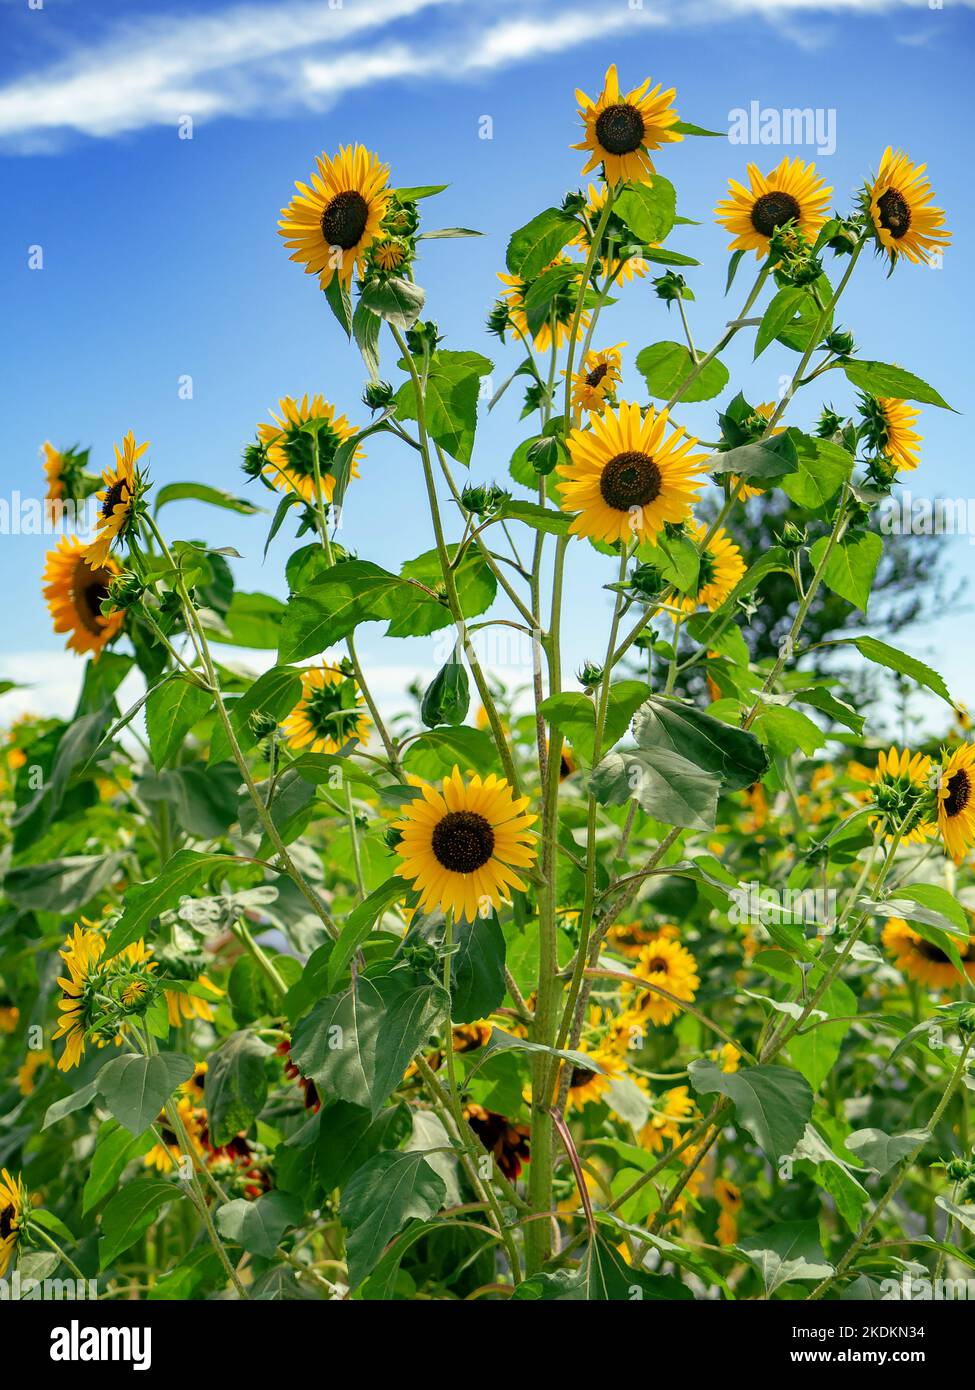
[631,697,770,792]
[5,853,124,914]
[154,482,262,515]
[311,1101,411,1193]
[514,1231,691,1300]
[42,1079,101,1131]
[97,1053,194,1136]
[402,726,499,780]
[506,207,576,278]
[755,705,825,758]
[145,677,211,771]
[755,287,811,358]
[216,1192,304,1258]
[291,978,384,1111]
[83,1121,154,1214]
[636,341,728,403]
[779,433,852,512]
[590,746,721,830]
[205,1030,273,1147]
[420,661,470,728]
[99,1180,175,1269]
[809,530,882,613]
[341,1151,447,1288]
[846,1128,929,1175]
[737,1221,833,1294]
[369,969,449,1111]
[352,299,381,378]
[359,275,426,330]
[688,1059,813,1159]
[614,177,677,244]
[323,273,352,338]
[708,431,798,483]
[389,546,495,637]
[451,913,506,1023]
[279,560,403,662]
[841,359,953,410]
[829,636,952,704]
[493,499,572,535]
[207,592,287,648]
[896,884,968,934]
[105,851,237,954]
[209,664,302,764]
[393,350,492,466]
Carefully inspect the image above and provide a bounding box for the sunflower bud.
[776,521,807,550]
[561,190,587,217]
[421,662,470,728]
[577,661,603,693]
[105,571,144,611]
[957,1006,975,1038]
[242,441,269,480]
[827,219,861,255]
[822,328,855,357]
[652,271,691,304]
[362,379,394,411]
[816,407,845,440]
[945,1157,971,1183]
[486,300,510,339]
[405,320,442,357]
[629,563,666,599]
[462,482,508,517]
[248,711,279,741]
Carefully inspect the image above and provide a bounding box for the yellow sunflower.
[558,401,706,546]
[637,1083,695,1153]
[714,1177,743,1246]
[372,236,407,273]
[257,394,363,506]
[43,536,124,658]
[881,917,975,991]
[278,144,391,289]
[867,147,950,268]
[572,185,650,283]
[42,441,66,502]
[607,920,679,959]
[715,157,832,259]
[938,744,975,864]
[869,745,935,845]
[394,768,538,923]
[708,1043,741,1075]
[497,257,590,354]
[671,521,746,615]
[86,432,147,567]
[867,397,922,472]
[565,343,625,414]
[0,1169,27,1278]
[165,975,224,1028]
[625,937,700,1028]
[52,924,107,1072]
[573,64,682,186]
[280,662,370,754]
[16,1050,52,1097]
[565,1039,623,1112]
[144,1097,208,1174]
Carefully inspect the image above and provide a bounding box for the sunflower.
[52,925,156,1071]
[671,521,746,615]
[52,923,108,1071]
[607,920,679,959]
[278,144,391,289]
[165,974,224,1028]
[861,395,922,473]
[464,1104,531,1181]
[715,157,832,259]
[144,1097,208,1174]
[708,1043,741,1075]
[565,1039,623,1111]
[558,402,706,546]
[869,745,935,845]
[565,343,625,414]
[938,744,975,864]
[372,236,407,273]
[257,394,363,506]
[394,768,538,923]
[625,937,700,1028]
[866,148,950,268]
[0,1169,27,1278]
[573,64,682,186]
[183,1061,208,1106]
[0,1001,18,1034]
[280,662,370,754]
[638,1083,695,1153]
[571,185,650,283]
[714,1178,742,1246]
[42,441,66,502]
[497,257,590,354]
[16,1050,51,1097]
[881,916,975,991]
[43,536,125,658]
[86,432,147,567]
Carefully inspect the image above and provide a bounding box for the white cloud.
[0,0,966,152]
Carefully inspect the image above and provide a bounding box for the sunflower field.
[4,59,974,1314]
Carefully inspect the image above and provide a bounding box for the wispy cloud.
[0,0,966,152]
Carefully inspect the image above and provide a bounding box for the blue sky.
[1,0,973,731]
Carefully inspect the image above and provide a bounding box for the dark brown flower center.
[599,451,662,512]
[570,1066,597,1088]
[750,191,802,237]
[101,478,130,520]
[645,956,668,974]
[913,938,951,965]
[321,191,370,250]
[431,810,495,873]
[945,769,971,819]
[877,187,911,240]
[586,362,610,388]
[595,102,646,156]
[0,1202,16,1240]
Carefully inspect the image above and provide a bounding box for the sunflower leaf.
[840,359,954,411]
[636,340,729,403]
[505,208,576,279]
[614,176,677,245]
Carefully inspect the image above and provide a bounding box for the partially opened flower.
[558,402,706,546]
[881,916,975,991]
[715,157,832,259]
[281,662,370,754]
[394,768,537,923]
[565,343,625,414]
[938,744,975,864]
[869,746,934,845]
[43,537,125,658]
[256,394,362,506]
[573,64,681,186]
[496,257,590,353]
[279,144,391,289]
[671,521,746,615]
[866,147,950,267]
[86,432,148,567]
[860,394,922,472]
